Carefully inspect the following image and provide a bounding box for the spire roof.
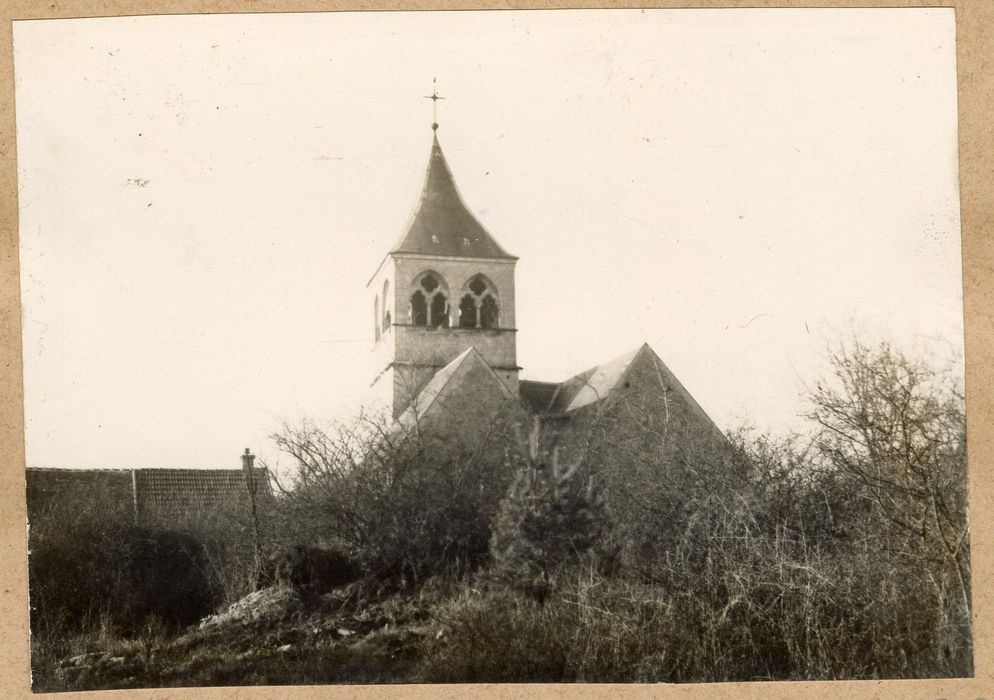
[391,134,516,260]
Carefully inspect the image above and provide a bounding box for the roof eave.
[367,249,519,287]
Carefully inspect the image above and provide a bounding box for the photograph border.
[2,1,991,697]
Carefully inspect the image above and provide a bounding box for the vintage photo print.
[13,8,968,691]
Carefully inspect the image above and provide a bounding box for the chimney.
[240,447,263,588]
[241,448,258,496]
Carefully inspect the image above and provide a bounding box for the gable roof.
[535,343,723,433]
[632,345,726,438]
[390,134,516,261]
[396,346,513,432]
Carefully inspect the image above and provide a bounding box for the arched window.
[458,295,477,328]
[410,272,449,328]
[410,290,428,326]
[458,274,500,329]
[480,294,499,329]
[374,295,381,341]
[430,293,449,328]
[382,280,391,330]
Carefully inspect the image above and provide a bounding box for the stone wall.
[367,252,520,417]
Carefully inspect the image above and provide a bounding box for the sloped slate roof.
[546,346,643,414]
[391,134,516,260]
[634,345,726,437]
[397,346,512,432]
[534,344,723,436]
[397,347,476,428]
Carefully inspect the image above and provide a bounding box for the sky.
[14,9,962,470]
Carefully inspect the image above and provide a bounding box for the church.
[365,109,728,456]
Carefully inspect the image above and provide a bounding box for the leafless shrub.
[804,338,970,672]
[270,404,520,583]
[421,336,971,681]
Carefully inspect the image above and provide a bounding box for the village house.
[25,450,271,531]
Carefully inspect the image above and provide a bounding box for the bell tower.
[367,89,519,419]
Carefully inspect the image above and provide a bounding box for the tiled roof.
[25,467,272,524]
[26,468,134,519]
[134,467,271,520]
[390,134,516,260]
[26,467,132,491]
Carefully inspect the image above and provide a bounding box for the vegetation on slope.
[27,338,972,690]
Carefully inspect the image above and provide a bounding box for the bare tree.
[805,339,970,643]
[270,402,521,582]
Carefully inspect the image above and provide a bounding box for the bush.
[127,528,218,627]
[420,552,969,684]
[261,544,362,593]
[272,407,520,583]
[419,339,971,682]
[29,522,217,636]
[26,476,241,642]
[804,338,971,650]
[165,500,269,608]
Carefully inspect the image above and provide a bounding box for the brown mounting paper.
[1,1,991,698]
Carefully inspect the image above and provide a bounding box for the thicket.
[265,338,971,681]
[417,339,972,681]
[29,490,203,635]
[270,406,519,583]
[28,337,972,686]
[26,478,275,690]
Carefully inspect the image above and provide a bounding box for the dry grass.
[417,562,971,683]
[28,339,972,689]
[31,550,970,692]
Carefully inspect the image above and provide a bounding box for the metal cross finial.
[424,77,445,131]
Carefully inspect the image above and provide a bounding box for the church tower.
[367,93,519,419]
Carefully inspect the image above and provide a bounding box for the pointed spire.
[390,132,516,260]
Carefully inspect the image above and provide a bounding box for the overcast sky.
[14,9,962,470]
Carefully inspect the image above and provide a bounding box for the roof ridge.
[136,467,250,473]
[599,344,650,411]
[26,466,131,473]
[638,345,726,437]
[27,466,264,474]
[565,345,642,412]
